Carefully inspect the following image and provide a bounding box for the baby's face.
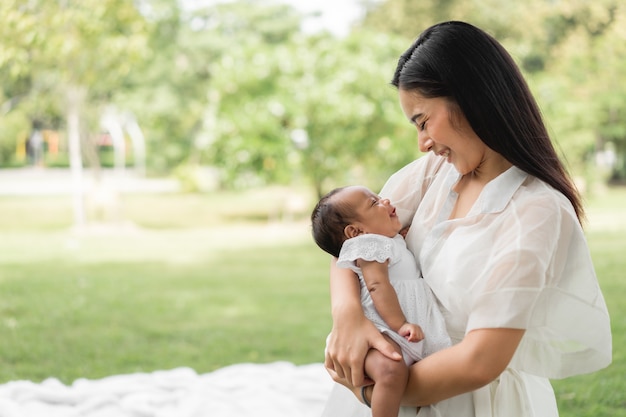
[340,186,402,238]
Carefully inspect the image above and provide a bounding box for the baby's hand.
[399,226,410,239]
[398,322,424,342]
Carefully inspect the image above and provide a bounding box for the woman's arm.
[357,327,525,406]
[400,327,525,405]
[325,257,402,387]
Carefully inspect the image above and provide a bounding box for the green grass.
[0,224,331,383]
[0,186,624,416]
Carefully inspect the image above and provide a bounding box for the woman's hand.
[324,313,402,388]
[327,257,402,389]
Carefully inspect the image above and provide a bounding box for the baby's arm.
[358,259,424,342]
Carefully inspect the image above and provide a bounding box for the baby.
[311,185,451,417]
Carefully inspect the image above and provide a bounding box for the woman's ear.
[344,224,362,238]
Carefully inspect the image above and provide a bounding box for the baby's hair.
[311,187,357,258]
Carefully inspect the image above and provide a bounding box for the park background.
[0,0,624,416]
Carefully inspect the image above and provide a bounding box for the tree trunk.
[67,85,86,228]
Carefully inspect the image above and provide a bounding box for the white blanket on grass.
[0,362,334,417]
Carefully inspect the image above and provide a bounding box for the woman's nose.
[418,133,433,153]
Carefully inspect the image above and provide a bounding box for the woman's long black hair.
[392,21,584,223]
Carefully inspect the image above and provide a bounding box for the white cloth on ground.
[0,362,333,417]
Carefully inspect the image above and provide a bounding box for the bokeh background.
[0,1,624,416]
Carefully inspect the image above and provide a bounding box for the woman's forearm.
[329,257,362,318]
[401,328,525,406]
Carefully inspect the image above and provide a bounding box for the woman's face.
[398,89,488,175]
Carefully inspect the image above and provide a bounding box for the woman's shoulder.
[493,172,583,249]
[516,174,578,218]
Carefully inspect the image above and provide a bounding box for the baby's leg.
[364,334,407,417]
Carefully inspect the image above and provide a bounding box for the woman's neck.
[466,151,512,186]
[449,152,512,219]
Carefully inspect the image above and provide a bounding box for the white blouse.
[378,153,612,417]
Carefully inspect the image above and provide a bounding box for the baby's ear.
[344,224,362,238]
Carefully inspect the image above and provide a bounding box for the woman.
[322,21,612,417]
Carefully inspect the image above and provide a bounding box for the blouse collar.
[479,166,528,214]
[445,165,528,215]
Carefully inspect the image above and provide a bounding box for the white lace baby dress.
[337,234,451,365]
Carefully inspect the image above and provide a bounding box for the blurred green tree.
[195,1,417,195]
[0,0,149,224]
[0,0,149,158]
[277,31,417,198]
[532,1,626,183]
[2,0,624,191]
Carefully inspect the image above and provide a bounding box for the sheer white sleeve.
[465,194,612,378]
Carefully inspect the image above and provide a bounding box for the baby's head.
[311,185,402,257]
